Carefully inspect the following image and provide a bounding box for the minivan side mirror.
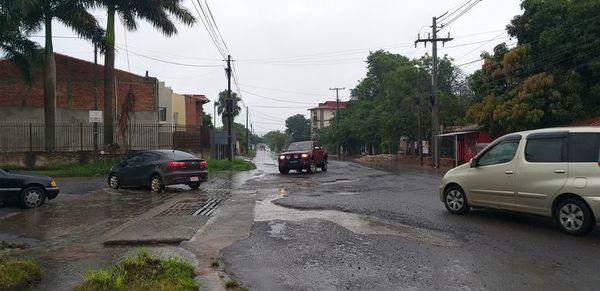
[469,158,476,168]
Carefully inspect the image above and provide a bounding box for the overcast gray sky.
[43,0,522,135]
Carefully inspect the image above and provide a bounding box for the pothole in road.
[320,178,360,185]
[255,195,458,247]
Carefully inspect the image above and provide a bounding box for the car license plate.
[190,176,199,182]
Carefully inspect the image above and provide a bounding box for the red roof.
[184,94,210,103]
[571,117,600,126]
[309,101,347,110]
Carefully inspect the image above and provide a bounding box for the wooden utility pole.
[226,55,233,161]
[329,87,345,155]
[415,16,452,168]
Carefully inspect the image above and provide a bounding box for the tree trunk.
[103,6,116,146]
[43,14,56,151]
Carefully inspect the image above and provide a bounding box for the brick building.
[0,53,159,124]
[184,94,210,128]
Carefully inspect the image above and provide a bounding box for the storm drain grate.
[155,199,207,217]
[192,197,225,216]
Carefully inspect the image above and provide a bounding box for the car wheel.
[555,198,594,235]
[150,175,165,193]
[279,167,289,175]
[20,187,46,209]
[307,161,317,173]
[444,186,469,214]
[108,173,120,189]
[321,160,328,172]
[187,182,201,190]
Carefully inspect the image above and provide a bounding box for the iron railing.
[0,123,210,153]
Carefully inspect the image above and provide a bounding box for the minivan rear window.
[568,133,600,163]
[525,137,565,163]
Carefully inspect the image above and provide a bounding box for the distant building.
[308,100,347,138]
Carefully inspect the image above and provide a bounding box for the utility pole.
[329,87,345,156]
[245,106,249,154]
[225,55,233,161]
[93,45,98,153]
[415,16,453,168]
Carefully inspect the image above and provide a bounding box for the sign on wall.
[89,110,103,123]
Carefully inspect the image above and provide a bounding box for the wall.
[0,53,158,124]
[172,93,186,126]
[158,82,173,124]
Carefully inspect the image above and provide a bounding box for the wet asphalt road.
[0,173,235,290]
[221,151,600,291]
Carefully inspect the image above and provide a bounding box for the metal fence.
[0,123,211,153]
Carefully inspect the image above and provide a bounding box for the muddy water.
[0,172,236,290]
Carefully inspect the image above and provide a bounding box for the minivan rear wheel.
[444,186,469,214]
[555,198,594,235]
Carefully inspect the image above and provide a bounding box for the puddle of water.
[255,195,457,247]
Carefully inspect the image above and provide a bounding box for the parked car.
[278,141,327,174]
[440,127,600,235]
[108,150,208,193]
[0,169,59,208]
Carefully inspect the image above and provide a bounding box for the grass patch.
[74,249,198,291]
[3,156,256,178]
[0,256,42,290]
[35,160,115,177]
[224,279,247,291]
[206,158,256,171]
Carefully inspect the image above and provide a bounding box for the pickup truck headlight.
[279,155,285,160]
[49,180,57,187]
[301,154,309,159]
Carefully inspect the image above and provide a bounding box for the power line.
[241,90,317,105]
[440,0,483,29]
[455,31,507,61]
[203,0,230,54]
[438,0,475,22]
[191,0,227,58]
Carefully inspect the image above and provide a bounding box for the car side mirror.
[314,146,321,150]
[470,158,476,168]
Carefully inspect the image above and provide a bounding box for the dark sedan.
[0,169,59,208]
[108,150,208,193]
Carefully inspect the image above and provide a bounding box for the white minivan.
[440,127,600,235]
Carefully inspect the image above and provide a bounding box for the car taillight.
[200,161,208,168]
[167,161,186,168]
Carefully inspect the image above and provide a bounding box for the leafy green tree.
[285,114,310,142]
[215,90,242,130]
[203,113,213,129]
[0,1,38,84]
[96,0,195,146]
[262,130,290,153]
[466,0,599,132]
[19,0,103,150]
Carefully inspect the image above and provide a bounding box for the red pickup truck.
[277,141,328,174]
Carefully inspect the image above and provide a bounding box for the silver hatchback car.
[440,127,600,235]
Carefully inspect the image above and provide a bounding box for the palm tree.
[96,0,195,146]
[0,0,38,84]
[19,0,103,151]
[216,90,241,130]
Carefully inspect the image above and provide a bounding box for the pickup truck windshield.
[287,142,312,151]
